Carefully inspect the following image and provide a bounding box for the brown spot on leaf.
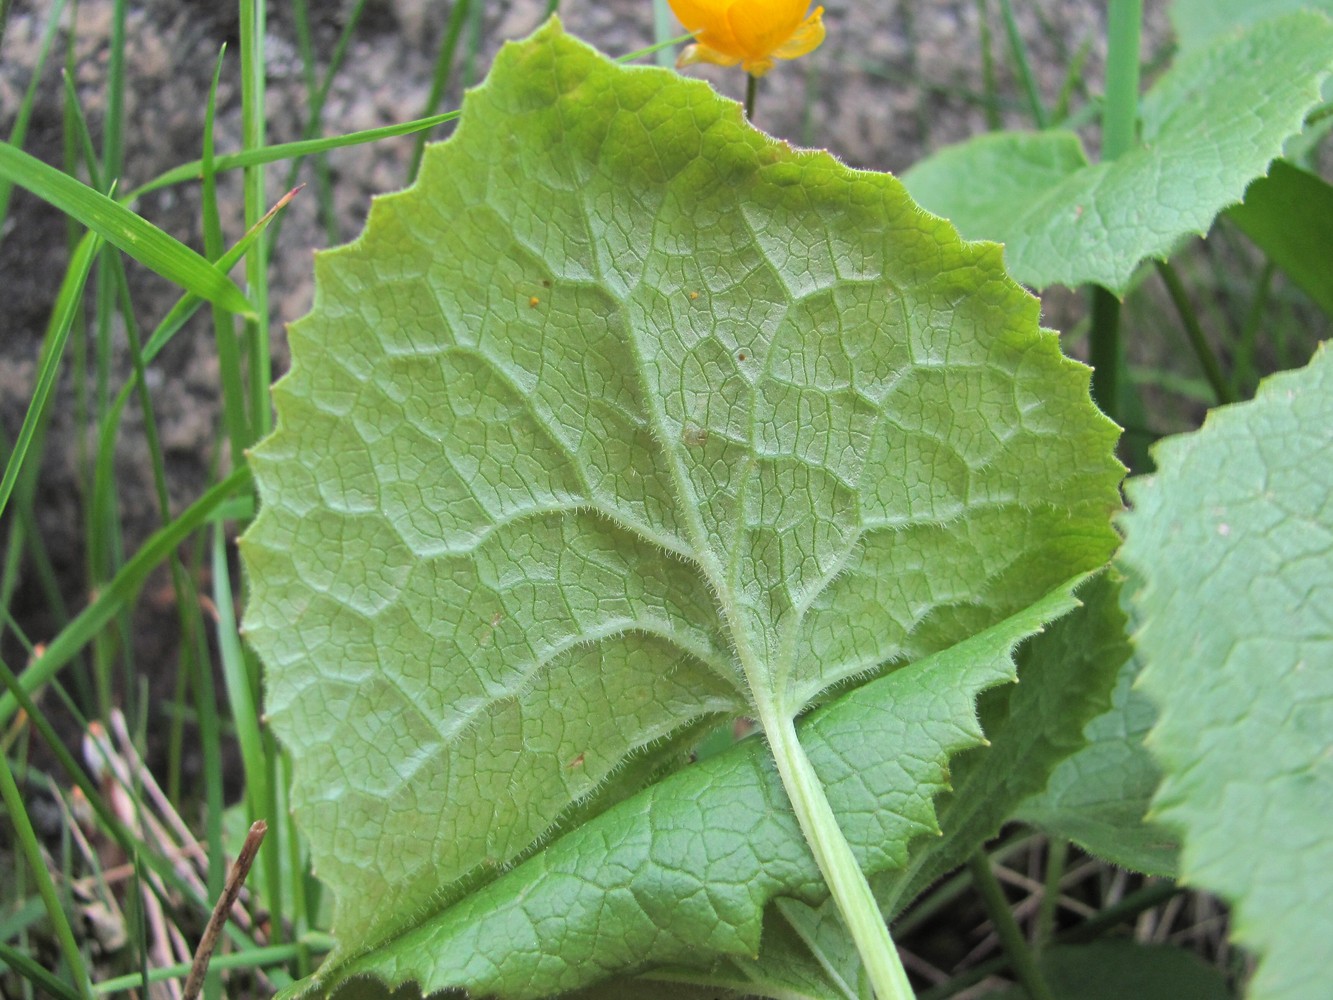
[682,425,709,447]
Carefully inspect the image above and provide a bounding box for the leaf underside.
[322,581,1088,1000]
[901,12,1333,293]
[1120,344,1333,1000]
[242,18,1122,998]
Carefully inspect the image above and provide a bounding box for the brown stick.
[181,820,267,1000]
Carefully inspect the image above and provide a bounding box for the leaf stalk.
[760,707,916,1000]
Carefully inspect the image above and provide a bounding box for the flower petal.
[743,57,777,76]
[676,42,743,69]
[772,6,825,60]
[669,0,823,77]
[668,0,745,63]
[726,0,807,65]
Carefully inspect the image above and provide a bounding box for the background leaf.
[873,571,1132,915]
[242,19,1122,997]
[1227,161,1333,317]
[1169,0,1333,50]
[900,12,1333,292]
[1120,343,1333,999]
[1016,649,1179,877]
[991,941,1231,1000]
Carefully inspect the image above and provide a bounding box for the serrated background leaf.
[875,571,1132,915]
[900,13,1333,292]
[1016,649,1179,877]
[1170,0,1333,50]
[1228,161,1333,317]
[242,19,1122,997]
[1120,344,1333,1000]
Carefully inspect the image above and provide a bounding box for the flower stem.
[968,853,1056,1000]
[760,706,915,1000]
[1154,259,1234,406]
[998,0,1047,127]
[1033,837,1067,951]
[1087,0,1142,428]
[745,73,758,120]
[1102,0,1143,160]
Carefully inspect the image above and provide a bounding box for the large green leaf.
[241,18,1121,997]
[1120,343,1333,1000]
[299,583,1087,999]
[900,12,1333,293]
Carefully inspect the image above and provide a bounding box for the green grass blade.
[651,0,676,68]
[0,940,83,1000]
[146,185,300,366]
[0,142,254,315]
[91,940,333,994]
[129,109,462,200]
[210,525,269,846]
[88,186,301,506]
[0,0,69,230]
[278,0,368,244]
[239,0,272,441]
[409,0,471,181]
[102,0,126,180]
[1102,0,1142,160]
[614,31,694,65]
[0,465,253,727]
[202,43,252,461]
[0,233,98,526]
[998,0,1048,127]
[975,0,1001,129]
[0,751,93,998]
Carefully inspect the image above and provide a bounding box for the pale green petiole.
[759,704,916,1000]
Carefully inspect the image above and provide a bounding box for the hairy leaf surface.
[1120,344,1333,999]
[306,584,1087,998]
[901,13,1333,292]
[242,19,1121,997]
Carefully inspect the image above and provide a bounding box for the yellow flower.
[668,0,825,77]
